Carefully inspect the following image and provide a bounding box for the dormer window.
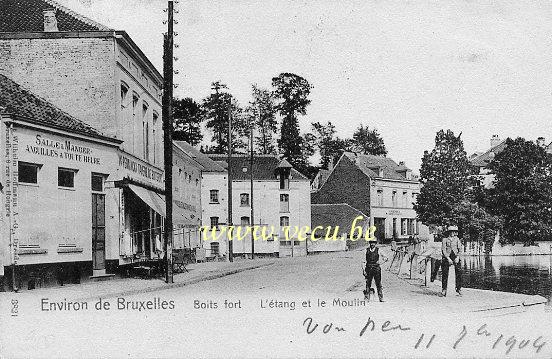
[279,171,289,190]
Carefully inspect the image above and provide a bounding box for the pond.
[460,255,552,305]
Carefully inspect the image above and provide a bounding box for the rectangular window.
[280,173,289,190]
[403,191,408,208]
[210,217,219,228]
[142,103,149,160]
[280,216,289,227]
[91,174,104,192]
[376,189,383,206]
[152,113,159,164]
[210,190,219,203]
[280,193,289,212]
[412,193,418,206]
[18,162,39,184]
[392,191,397,207]
[240,216,250,226]
[240,193,250,207]
[58,168,76,188]
[120,83,128,109]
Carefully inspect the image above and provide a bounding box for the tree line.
[415,130,552,247]
[172,73,387,178]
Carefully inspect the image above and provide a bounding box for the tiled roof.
[343,152,412,181]
[469,141,507,167]
[174,141,226,173]
[207,154,309,181]
[0,0,111,32]
[0,74,118,142]
[311,203,369,234]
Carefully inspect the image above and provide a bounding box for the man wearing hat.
[441,225,462,296]
[363,237,385,302]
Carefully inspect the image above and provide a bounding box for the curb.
[74,261,276,302]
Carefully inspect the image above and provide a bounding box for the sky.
[58,0,552,173]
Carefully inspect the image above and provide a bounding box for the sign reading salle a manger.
[26,134,101,165]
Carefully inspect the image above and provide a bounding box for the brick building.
[312,152,430,242]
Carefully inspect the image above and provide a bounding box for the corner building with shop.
[0,0,174,289]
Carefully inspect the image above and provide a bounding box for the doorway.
[92,174,106,272]
[373,218,386,243]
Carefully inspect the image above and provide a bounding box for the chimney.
[490,135,501,149]
[43,9,59,32]
[537,137,546,147]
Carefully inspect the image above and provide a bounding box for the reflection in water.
[461,255,552,304]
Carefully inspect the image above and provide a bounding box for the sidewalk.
[6,257,276,302]
[367,247,548,315]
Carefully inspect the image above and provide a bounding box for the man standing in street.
[363,237,385,302]
[441,225,462,296]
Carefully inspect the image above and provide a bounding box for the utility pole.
[227,102,234,262]
[250,111,255,259]
[162,0,174,283]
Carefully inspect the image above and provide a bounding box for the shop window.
[210,190,219,203]
[58,168,76,188]
[210,217,219,229]
[91,173,104,192]
[18,162,40,184]
[280,193,289,212]
[240,193,250,207]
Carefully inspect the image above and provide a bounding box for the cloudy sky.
[59,0,552,172]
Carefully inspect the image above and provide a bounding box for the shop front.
[0,119,122,289]
[115,150,200,267]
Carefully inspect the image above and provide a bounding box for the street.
[2,248,552,358]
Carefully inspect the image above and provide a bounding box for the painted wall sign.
[387,210,402,216]
[118,153,163,184]
[25,134,101,164]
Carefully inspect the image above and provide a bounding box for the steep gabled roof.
[342,152,412,181]
[470,140,507,167]
[207,154,309,181]
[312,169,331,188]
[0,0,112,32]
[0,74,118,143]
[173,141,226,173]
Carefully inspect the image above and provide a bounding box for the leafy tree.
[272,73,313,174]
[451,200,501,254]
[311,121,337,169]
[351,124,387,156]
[245,85,278,154]
[414,129,470,228]
[486,138,552,245]
[172,97,203,146]
[310,122,354,169]
[202,81,248,153]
